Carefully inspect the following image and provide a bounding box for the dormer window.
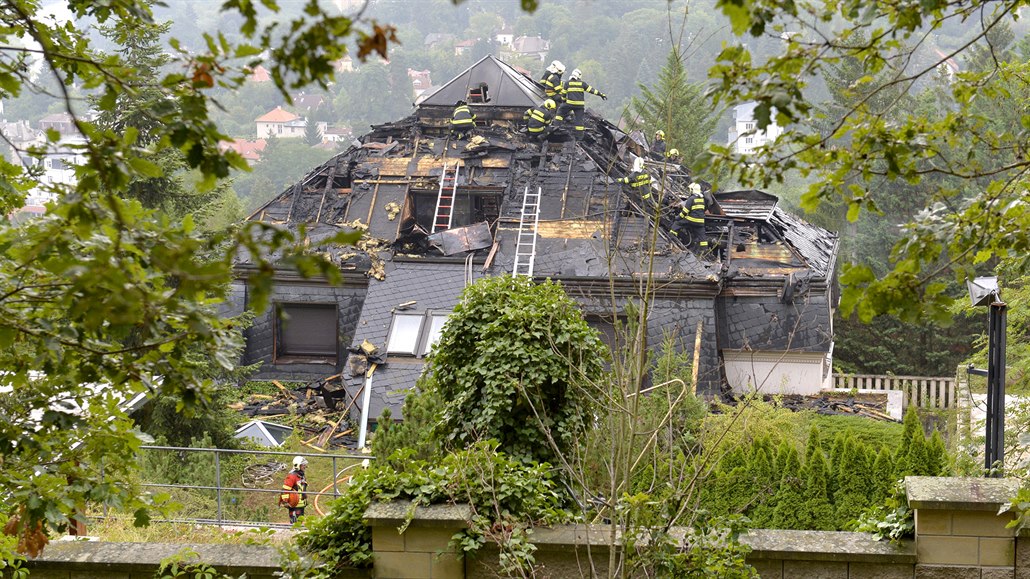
[468,82,489,103]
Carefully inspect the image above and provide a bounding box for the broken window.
[386,310,451,357]
[468,82,489,103]
[408,189,502,233]
[275,303,338,363]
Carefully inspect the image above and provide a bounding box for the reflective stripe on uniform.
[451,105,475,127]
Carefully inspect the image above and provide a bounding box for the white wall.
[723,350,831,395]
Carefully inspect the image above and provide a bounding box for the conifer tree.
[771,443,806,529]
[828,432,847,498]
[896,406,922,475]
[801,449,836,531]
[927,429,949,476]
[905,427,932,477]
[747,439,778,527]
[869,447,896,504]
[626,47,720,166]
[834,437,873,525]
[805,425,822,465]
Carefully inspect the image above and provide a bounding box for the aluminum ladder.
[512,185,542,277]
[433,163,460,233]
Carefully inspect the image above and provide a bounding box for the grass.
[86,517,297,546]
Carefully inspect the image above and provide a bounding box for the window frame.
[385,309,452,358]
[273,302,339,364]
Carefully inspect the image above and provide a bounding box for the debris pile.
[774,393,897,421]
[231,378,361,450]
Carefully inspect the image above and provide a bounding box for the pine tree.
[927,429,948,476]
[834,437,873,526]
[895,406,922,476]
[771,442,806,529]
[304,119,323,146]
[805,425,822,465]
[905,427,932,476]
[801,449,836,531]
[828,432,847,498]
[625,47,720,167]
[869,447,896,505]
[747,438,778,527]
[92,19,225,219]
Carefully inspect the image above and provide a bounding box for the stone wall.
[20,477,1030,579]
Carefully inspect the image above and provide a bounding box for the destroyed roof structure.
[231,55,840,434]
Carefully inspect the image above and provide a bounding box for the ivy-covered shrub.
[299,442,570,574]
[427,276,607,465]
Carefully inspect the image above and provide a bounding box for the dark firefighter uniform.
[450,101,476,139]
[673,186,709,254]
[523,101,556,139]
[555,71,606,138]
[540,70,564,101]
[617,170,653,204]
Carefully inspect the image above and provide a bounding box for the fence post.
[215,450,223,523]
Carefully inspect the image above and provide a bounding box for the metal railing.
[833,373,957,409]
[107,446,372,528]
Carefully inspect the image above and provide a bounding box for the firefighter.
[617,157,653,205]
[450,100,476,140]
[673,182,709,255]
[666,148,681,164]
[539,60,565,101]
[555,69,606,139]
[523,99,557,139]
[652,130,667,157]
[279,456,309,524]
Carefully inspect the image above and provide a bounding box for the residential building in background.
[728,102,784,155]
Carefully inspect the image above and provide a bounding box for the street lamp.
[965,276,1007,476]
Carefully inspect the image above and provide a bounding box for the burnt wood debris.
[227,55,841,443]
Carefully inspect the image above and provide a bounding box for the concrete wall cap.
[364,500,472,528]
[906,476,1019,511]
[741,530,916,563]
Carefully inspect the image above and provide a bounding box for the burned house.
[231,55,839,435]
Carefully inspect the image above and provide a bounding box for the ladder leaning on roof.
[433,163,460,233]
[513,185,542,277]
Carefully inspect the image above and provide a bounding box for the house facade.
[727,102,784,155]
[232,56,839,437]
[255,106,307,139]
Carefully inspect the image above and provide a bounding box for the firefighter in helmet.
[280,456,309,523]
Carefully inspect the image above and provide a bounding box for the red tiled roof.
[255,106,300,123]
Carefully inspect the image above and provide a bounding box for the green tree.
[303,119,323,146]
[626,47,720,167]
[707,0,1030,323]
[800,449,836,531]
[834,437,873,525]
[770,442,805,529]
[0,0,383,560]
[870,447,896,505]
[427,276,606,465]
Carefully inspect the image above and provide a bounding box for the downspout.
[357,363,377,449]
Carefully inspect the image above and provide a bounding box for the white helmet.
[570,68,582,80]
[293,456,308,469]
[688,182,702,195]
[632,157,645,173]
[548,60,565,74]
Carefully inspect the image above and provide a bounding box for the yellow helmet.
[543,99,556,110]
[655,130,665,139]
[668,148,680,157]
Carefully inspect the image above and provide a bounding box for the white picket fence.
[833,374,957,410]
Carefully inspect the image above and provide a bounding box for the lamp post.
[965,276,1007,476]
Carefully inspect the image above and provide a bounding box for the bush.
[427,276,607,465]
[299,442,570,574]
